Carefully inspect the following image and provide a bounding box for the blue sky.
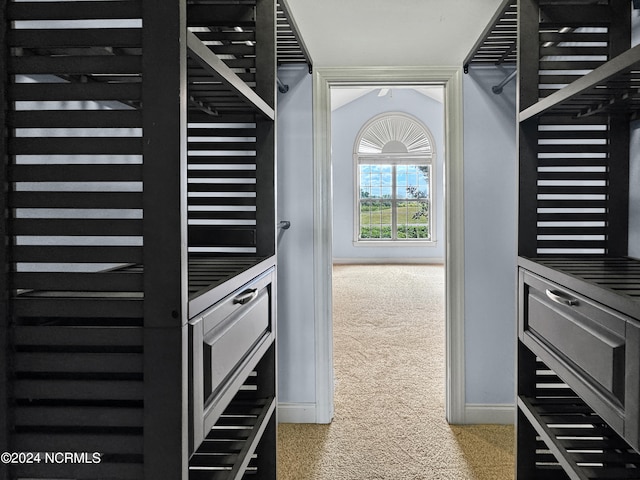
[360,165,429,199]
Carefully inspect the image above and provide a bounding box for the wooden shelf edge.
[186,30,275,121]
[517,256,640,320]
[189,396,276,479]
[519,329,626,433]
[277,0,313,71]
[188,256,275,319]
[227,396,276,480]
[519,44,640,121]
[463,0,517,72]
[200,331,275,442]
[518,396,589,480]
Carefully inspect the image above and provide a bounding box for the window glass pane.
[396,201,410,224]
[396,165,408,184]
[365,165,390,199]
[417,167,430,196]
[405,165,428,201]
[359,167,371,189]
[360,199,392,239]
[418,166,430,183]
[396,199,429,240]
[379,166,392,202]
[357,149,432,242]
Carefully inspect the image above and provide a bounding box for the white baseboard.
[278,402,514,425]
[463,404,515,425]
[278,402,317,423]
[332,257,445,265]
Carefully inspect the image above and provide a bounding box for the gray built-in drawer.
[189,267,275,452]
[519,268,640,447]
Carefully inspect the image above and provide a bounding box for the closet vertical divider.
[0,1,9,478]
[517,0,540,259]
[255,0,276,259]
[141,0,189,478]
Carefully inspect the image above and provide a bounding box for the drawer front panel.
[189,267,275,453]
[519,269,629,433]
[203,288,269,401]
[527,291,625,400]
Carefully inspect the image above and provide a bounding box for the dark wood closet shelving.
[520,43,640,121]
[463,0,517,72]
[465,1,640,478]
[518,360,640,480]
[276,0,312,69]
[187,30,275,119]
[189,357,277,480]
[189,398,276,479]
[103,257,273,319]
[517,0,640,477]
[0,0,311,478]
[519,256,640,318]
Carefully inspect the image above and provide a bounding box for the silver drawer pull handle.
[545,289,579,307]
[233,288,258,305]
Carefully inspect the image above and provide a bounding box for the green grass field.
[359,202,430,239]
[360,203,428,225]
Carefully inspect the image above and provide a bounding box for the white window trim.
[352,112,437,246]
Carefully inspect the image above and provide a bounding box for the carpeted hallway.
[277,264,514,479]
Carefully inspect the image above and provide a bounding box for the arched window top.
[355,112,434,157]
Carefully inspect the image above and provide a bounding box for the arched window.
[354,112,435,242]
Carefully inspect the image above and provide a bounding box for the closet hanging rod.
[277,77,289,93]
[492,69,517,95]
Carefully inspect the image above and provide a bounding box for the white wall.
[331,89,445,263]
[463,67,517,409]
[275,66,316,413]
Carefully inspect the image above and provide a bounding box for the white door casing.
[312,67,465,424]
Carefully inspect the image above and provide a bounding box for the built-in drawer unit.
[189,266,275,453]
[519,267,640,449]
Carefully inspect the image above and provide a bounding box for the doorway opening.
[311,67,465,424]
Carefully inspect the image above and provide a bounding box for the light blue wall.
[275,66,316,405]
[276,64,517,417]
[463,67,517,406]
[331,89,445,262]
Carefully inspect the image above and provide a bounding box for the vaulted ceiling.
[283,0,506,67]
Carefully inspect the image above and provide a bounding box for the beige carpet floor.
[277,264,515,480]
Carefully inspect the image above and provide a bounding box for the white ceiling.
[285,0,505,67]
[331,86,444,111]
